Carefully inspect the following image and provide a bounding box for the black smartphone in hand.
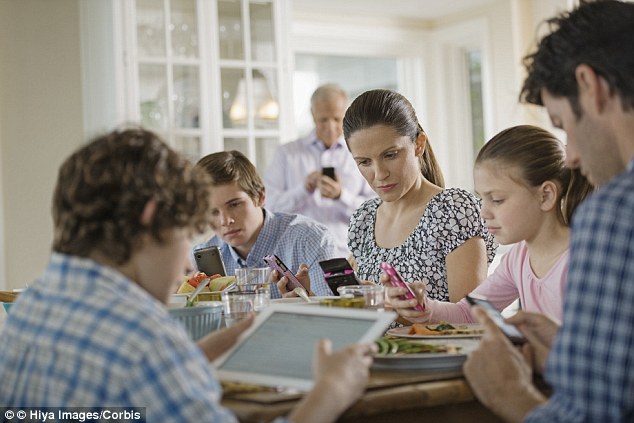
[466,295,526,345]
[322,166,336,180]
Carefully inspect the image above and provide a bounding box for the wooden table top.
[221,369,504,422]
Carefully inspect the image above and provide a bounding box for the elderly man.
[264,84,374,257]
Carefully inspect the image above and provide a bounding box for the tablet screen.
[215,305,395,390]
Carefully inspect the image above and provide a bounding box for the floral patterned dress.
[348,188,497,301]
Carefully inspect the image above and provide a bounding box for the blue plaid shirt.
[526,162,634,422]
[0,253,284,422]
[194,208,336,297]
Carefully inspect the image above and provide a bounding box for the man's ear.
[256,189,266,208]
[539,181,558,211]
[575,64,610,114]
[140,199,157,226]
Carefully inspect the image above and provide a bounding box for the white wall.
[0,0,84,290]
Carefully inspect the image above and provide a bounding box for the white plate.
[372,339,478,371]
[372,352,467,371]
[386,324,483,339]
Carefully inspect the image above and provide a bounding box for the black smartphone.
[466,295,526,345]
[322,166,336,180]
[319,258,359,295]
[194,246,226,277]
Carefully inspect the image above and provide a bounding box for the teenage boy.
[193,150,335,298]
[0,128,375,422]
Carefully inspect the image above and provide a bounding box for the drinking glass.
[235,267,271,299]
[337,284,385,310]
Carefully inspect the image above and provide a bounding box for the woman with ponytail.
[343,89,497,306]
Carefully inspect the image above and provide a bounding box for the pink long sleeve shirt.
[428,241,567,323]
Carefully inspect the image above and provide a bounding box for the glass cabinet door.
[217,0,281,170]
[249,1,275,62]
[218,0,244,60]
[127,0,286,169]
[133,0,202,163]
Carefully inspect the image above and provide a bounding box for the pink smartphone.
[380,262,425,311]
[263,254,304,290]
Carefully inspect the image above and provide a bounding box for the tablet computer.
[214,305,395,391]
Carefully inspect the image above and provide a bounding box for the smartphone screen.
[465,295,526,344]
[194,246,227,277]
[322,167,336,180]
[319,258,359,296]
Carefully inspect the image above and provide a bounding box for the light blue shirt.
[263,131,376,257]
[0,253,266,422]
[194,208,336,297]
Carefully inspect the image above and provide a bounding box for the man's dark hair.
[521,0,634,117]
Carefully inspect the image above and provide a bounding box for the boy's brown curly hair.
[52,128,212,264]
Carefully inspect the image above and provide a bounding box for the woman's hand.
[381,273,433,323]
[196,314,255,361]
[274,263,313,297]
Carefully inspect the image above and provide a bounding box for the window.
[293,53,398,136]
[467,49,485,156]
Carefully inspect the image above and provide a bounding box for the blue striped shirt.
[0,253,267,422]
[194,208,336,297]
[526,162,634,422]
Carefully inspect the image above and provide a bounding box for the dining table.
[221,367,504,422]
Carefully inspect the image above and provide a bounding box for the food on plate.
[375,337,461,355]
[177,272,235,294]
[177,272,209,294]
[208,276,236,292]
[408,321,484,336]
